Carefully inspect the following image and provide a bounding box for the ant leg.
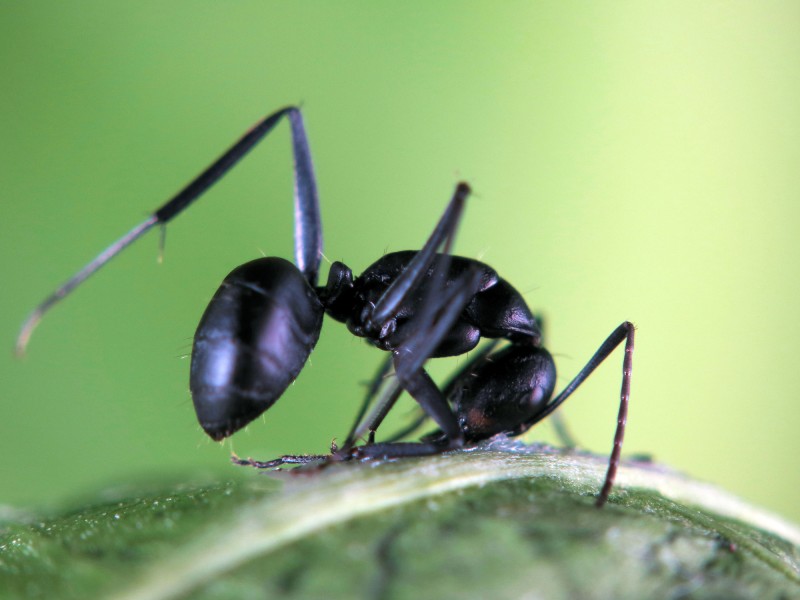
[340,354,395,450]
[368,182,470,330]
[391,267,486,444]
[442,340,500,396]
[345,183,478,450]
[342,183,480,456]
[379,340,502,444]
[342,271,480,452]
[380,410,428,444]
[527,313,578,448]
[348,346,504,460]
[346,342,501,449]
[530,321,635,507]
[352,440,447,460]
[17,107,320,354]
[350,330,492,447]
[348,374,404,446]
[339,348,453,451]
[231,452,328,469]
[549,412,579,449]
[391,366,462,443]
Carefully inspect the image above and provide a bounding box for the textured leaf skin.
[0,480,275,599]
[1,447,798,599]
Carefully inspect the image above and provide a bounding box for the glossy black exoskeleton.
[18,107,634,506]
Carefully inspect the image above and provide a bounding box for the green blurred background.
[1,3,798,523]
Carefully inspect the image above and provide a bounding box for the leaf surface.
[2,441,798,599]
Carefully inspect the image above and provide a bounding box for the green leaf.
[2,441,799,599]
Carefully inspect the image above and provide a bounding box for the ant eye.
[525,385,548,410]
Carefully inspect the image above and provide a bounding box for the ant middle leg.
[354,182,483,451]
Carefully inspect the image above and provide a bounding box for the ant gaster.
[17,107,634,507]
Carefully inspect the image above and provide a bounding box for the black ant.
[17,107,634,507]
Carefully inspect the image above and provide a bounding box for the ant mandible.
[17,107,634,507]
